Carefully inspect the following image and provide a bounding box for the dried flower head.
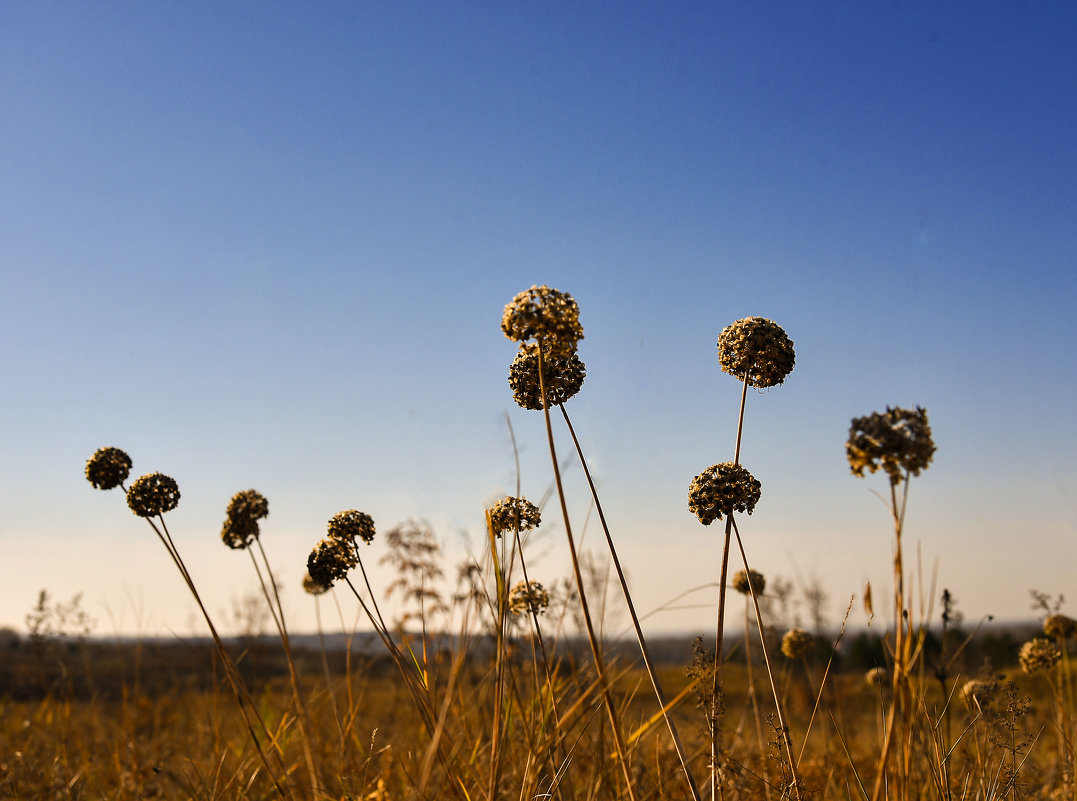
[487,496,542,538]
[781,627,815,660]
[732,569,766,596]
[688,462,761,525]
[328,510,376,545]
[717,317,795,388]
[85,447,132,490]
[960,678,999,710]
[502,285,584,358]
[846,406,935,484]
[306,538,356,589]
[865,666,889,688]
[509,580,550,616]
[1019,637,1062,674]
[126,472,180,517]
[221,489,270,550]
[508,345,586,410]
[1044,613,1077,640]
[302,571,331,596]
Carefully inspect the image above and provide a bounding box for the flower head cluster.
[717,317,795,388]
[508,345,586,410]
[1044,613,1077,640]
[688,462,761,525]
[487,496,541,538]
[306,538,356,590]
[781,627,814,660]
[85,447,132,490]
[846,406,935,484]
[960,678,999,710]
[509,580,550,616]
[1019,637,1061,674]
[731,568,765,596]
[328,510,376,546]
[865,666,889,688]
[502,285,584,359]
[221,489,269,550]
[126,472,181,517]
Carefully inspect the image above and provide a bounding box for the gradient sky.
[2,2,1075,639]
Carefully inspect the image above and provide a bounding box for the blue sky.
[1,2,1075,638]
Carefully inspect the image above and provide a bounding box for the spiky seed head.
[1018,637,1061,674]
[221,489,270,550]
[508,345,586,410]
[501,285,583,358]
[688,462,761,526]
[846,406,935,484]
[487,496,541,538]
[717,317,795,388]
[85,447,132,490]
[781,627,815,660]
[509,580,550,616]
[732,569,766,596]
[328,510,376,545]
[306,538,356,589]
[126,472,180,517]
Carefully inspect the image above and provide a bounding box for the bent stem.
[536,343,639,801]
[559,403,702,801]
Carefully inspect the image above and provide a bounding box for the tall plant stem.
[559,403,702,801]
[710,373,751,800]
[730,518,803,800]
[536,344,639,801]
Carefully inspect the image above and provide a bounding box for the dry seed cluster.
[221,489,269,550]
[717,316,796,388]
[487,496,541,538]
[85,446,132,491]
[846,406,935,484]
[687,462,761,525]
[501,285,584,359]
[1018,637,1062,674]
[509,580,550,616]
[1043,613,1077,639]
[126,472,181,518]
[508,346,586,410]
[781,627,814,660]
[731,568,766,596]
[328,509,376,546]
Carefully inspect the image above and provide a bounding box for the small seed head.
[1018,637,1061,674]
[846,406,935,484]
[865,666,889,688]
[487,496,542,538]
[1044,613,1077,640]
[502,285,584,358]
[126,473,181,517]
[509,581,550,616]
[781,627,815,660]
[221,490,269,550]
[960,678,999,709]
[306,538,356,589]
[328,510,376,545]
[717,317,795,388]
[508,345,586,410]
[85,447,132,490]
[688,462,761,526]
[732,569,766,596]
[302,571,331,596]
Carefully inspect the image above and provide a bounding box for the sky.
[1,2,1075,641]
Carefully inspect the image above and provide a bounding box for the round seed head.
[221,489,269,550]
[717,317,795,388]
[508,345,586,410]
[865,666,889,688]
[1044,614,1077,640]
[328,510,375,545]
[226,489,269,523]
[306,538,356,589]
[960,678,999,709]
[687,462,761,526]
[781,627,815,660]
[509,580,550,616]
[732,569,766,596]
[126,472,180,517]
[302,571,331,596]
[501,285,583,358]
[846,406,935,484]
[487,496,541,538]
[1019,637,1061,674]
[85,447,132,490]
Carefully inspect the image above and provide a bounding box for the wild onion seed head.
[85,447,132,490]
[508,344,586,410]
[717,317,795,388]
[960,678,999,709]
[781,628,815,660]
[126,472,180,517]
[328,510,376,545]
[306,538,356,589]
[1018,637,1061,674]
[732,568,766,596]
[1044,613,1077,640]
[221,489,269,550]
[846,406,935,484]
[487,496,542,538]
[302,571,331,596]
[687,462,761,526]
[865,666,889,688]
[509,580,550,616]
[501,285,583,358]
